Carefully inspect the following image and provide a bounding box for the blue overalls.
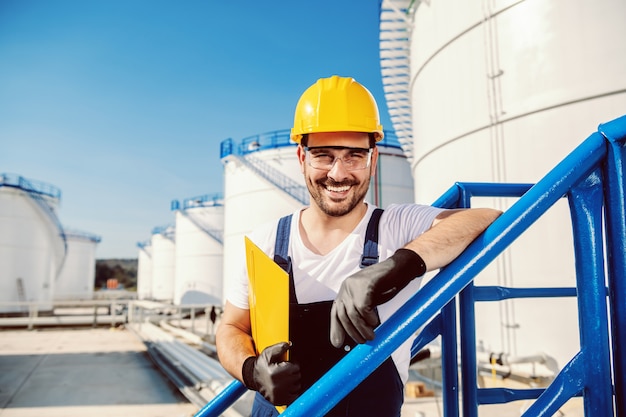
[251,209,404,417]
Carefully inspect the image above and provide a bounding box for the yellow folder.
[245,236,289,356]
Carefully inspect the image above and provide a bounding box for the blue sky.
[0,0,391,259]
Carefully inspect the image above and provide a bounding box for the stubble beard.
[306,173,370,217]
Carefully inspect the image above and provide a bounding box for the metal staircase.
[239,154,309,206]
[192,115,626,416]
[171,194,225,244]
[220,130,310,206]
[380,0,414,163]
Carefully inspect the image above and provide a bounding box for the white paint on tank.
[388,0,626,369]
[54,231,100,300]
[0,182,65,313]
[150,226,175,302]
[174,203,224,306]
[137,242,153,300]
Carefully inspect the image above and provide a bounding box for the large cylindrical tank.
[150,225,176,302]
[220,129,413,304]
[171,194,224,305]
[136,241,153,300]
[0,174,66,314]
[54,230,101,300]
[382,0,626,369]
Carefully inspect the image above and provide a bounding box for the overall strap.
[360,208,384,268]
[274,214,297,304]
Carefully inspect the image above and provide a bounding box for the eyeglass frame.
[303,145,374,171]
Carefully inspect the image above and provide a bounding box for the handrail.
[171,194,224,244]
[220,129,403,207]
[194,114,625,417]
[219,129,403,159]
[238,154,310,206]
[171,193,224,211]
[0,172,62,199]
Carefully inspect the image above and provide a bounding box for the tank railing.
[236,154,310,206]
[152,224,176,242]
[219,129,402,159]
[171,193,224,211]
[63,228,102,242]
[0,172,62,199]
[170,194,224,243]
[193,115,625,417]
[219,130,293,159]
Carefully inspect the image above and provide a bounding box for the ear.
[370,146,379,178]
[297,145,306,174]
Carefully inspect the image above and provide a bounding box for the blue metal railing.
[152,224,176,242]
[63,229,102,243]
[219,129,402,159]
[0,172,62,199]
[171,193,224,211]
[170,193,224,243]
[194,114,625,416]
[220,129,403,207]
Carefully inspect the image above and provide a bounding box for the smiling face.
[297,131,378,217]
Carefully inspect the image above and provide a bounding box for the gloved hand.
[330,248,427,347]
[242,342,301,406]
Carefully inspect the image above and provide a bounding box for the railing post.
[599,115,626,416]
[568,169,614,416]
[441,298,460,417]
[459,284,479,417]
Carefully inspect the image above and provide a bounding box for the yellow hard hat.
[290,75,384,143]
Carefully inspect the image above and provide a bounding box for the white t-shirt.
[225,202,445,383]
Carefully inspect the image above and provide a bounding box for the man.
[216,75,501,417]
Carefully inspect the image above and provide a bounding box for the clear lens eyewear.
[304,146,373,171]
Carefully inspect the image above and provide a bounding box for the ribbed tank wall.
[54,234,99,300]
[222,146,305,304]
[137,244,153,300]
[407,0,626,368]
[174,205,224,305]
[150,229,175,301]
[0,186,65,313]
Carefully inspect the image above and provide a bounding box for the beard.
[306,175,370,217]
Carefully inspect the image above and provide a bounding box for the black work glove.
[242,342,301,406]
[330,249,427,348]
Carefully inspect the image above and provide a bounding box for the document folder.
[245,236,289,356]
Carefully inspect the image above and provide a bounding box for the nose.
[327,157,350,181]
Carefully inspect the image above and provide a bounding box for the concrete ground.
[0,327,198,417]
[0,326,585,417]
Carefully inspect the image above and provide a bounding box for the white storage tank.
[150,225,176,302]
[0,173,66,314]
[54,230,101,300]
[171,194,224,305]
[136,241,153,300]
[220,129,413,304]
[380,0,626,369]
